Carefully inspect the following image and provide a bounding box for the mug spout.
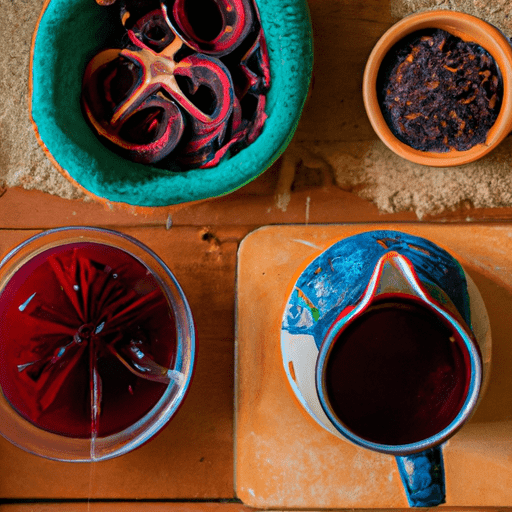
[368,251,428,302]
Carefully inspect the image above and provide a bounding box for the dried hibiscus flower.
[379,29,502,152]
[82,0,271,167]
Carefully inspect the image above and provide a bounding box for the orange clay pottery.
[363,10,512,167]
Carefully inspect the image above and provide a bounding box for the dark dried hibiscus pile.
[380,29,502,152]
[82,0,270,168]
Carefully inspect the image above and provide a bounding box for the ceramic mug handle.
[395,446,445,507]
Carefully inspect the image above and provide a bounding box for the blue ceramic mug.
[281,231,491,507]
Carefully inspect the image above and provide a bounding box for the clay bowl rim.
[362,10,512,167]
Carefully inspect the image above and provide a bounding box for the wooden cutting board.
[235,223,512,508]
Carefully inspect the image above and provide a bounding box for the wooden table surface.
[2,0,512,509]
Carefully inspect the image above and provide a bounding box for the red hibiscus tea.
[324,299,471,446]
[0,241,178,439]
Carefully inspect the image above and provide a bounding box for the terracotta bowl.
[29,0,313,207]
[362,10,512,167]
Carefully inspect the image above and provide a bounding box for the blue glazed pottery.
[281,230,491,507]
[30,0,313,206]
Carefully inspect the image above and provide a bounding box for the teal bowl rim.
[30,0,313,207]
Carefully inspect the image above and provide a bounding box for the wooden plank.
[0,504,250,512]
[4,175,512,231]
[295,0,394,143]
[0,183,421,230]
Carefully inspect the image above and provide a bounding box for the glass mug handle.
[395,446,445,507]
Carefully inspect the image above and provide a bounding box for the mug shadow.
[464,268,512,424]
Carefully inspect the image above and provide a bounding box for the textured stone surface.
[0,0,84,200]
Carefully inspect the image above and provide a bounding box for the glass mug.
[0,227,195,461]
[281,230,491,507]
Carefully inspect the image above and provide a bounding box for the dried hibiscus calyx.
[82,0,270,168]
[379,29,502,152]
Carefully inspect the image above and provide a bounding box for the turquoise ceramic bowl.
[30,0,313,206]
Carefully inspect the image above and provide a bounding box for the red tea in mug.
[324,299,471,446]
[0,242,177,438]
